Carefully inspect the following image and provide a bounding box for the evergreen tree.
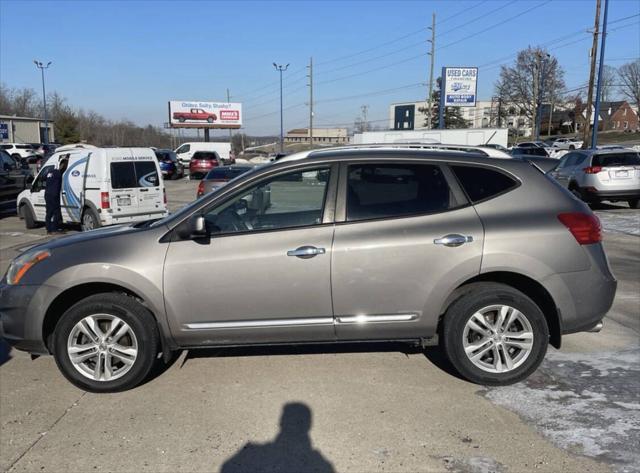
[418,77,469,129]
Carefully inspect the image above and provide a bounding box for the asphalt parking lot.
[1,178,638,473]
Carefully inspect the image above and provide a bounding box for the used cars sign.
[442,67,478,107]
[168,101,242,129]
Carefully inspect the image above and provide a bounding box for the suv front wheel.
[443,283,549,386]
[53,293,159,392]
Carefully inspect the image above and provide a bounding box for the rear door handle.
[434,234,473,247]
[287,246,326,259]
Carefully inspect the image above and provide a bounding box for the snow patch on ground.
[484,349,640,472]
[595,210,640,236]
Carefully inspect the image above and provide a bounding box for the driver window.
[32,165,54,192]
[203,167,331,235]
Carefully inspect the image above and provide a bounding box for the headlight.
[6,249,51,285]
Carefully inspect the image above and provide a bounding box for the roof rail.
[307,142,512,158]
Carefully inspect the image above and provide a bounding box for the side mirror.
[177,214,208,240]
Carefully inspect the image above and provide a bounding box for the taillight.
[197,181,205,197]
[163,188,167,204]
[583,166,603,174]
[100,192,110,209]
[558,212,601,244]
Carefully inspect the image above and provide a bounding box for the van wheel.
[569,145,575,150]
[81,208,101,231]
[629,199,639,209]
[19,204,39,229]
[442,282,548,386]
[53,293,159,393]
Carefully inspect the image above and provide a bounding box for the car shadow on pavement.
[184,341,421,361]
[0,338,12,367]
[219,402,335,473]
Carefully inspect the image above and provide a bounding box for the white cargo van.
[17,147,168,231]
[175,142,232,165]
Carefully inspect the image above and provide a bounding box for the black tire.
[19,204,39,229]
[81,207,101,231]
[629,198,639,209]
[442,282,549,386]
[207,117,214,123]
[569,145,575,150]
[178,117,185,123]
[53,293,159,393]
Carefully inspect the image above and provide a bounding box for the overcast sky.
[2,0,639,136]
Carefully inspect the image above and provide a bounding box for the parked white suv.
[0,143,39,160]
[551,138,583,150]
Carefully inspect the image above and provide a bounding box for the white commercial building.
[389,100,535,137]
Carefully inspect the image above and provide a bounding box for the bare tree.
[495,47,565,133]
[618,59,640,108]
[599,65,618,102]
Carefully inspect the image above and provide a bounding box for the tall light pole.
[273,62,289,153]
[535,52,550,141]
[34,60,52,145]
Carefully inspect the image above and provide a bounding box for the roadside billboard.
[168,101,242,129]
[442,67,478,107]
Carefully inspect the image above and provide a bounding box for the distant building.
[389,100,535,136]
[0,115,55,143]
[576,101,639,132]
[285,128,349,145]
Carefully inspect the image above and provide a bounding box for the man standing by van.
[44,157,68,234]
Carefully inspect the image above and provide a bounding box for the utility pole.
[582,0,601,148]
[591,0,609,149]
[307,57,314,149]
[361,105,369,132]
[273,63,289,153]
[226,88,232,142]
[426,13,436,129]
[535,52,550,141]
[33,60,52,144]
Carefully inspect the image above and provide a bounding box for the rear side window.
[346,163,455,221]
[111,161,159,189]
[592,153,640,167]
[452,165,518,203]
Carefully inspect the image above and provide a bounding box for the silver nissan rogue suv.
[0,147,617,392]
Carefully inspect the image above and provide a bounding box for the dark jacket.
[44,168,63,199]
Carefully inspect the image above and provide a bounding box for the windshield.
[149,163,266,228]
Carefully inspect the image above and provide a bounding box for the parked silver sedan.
[549,148,640,208]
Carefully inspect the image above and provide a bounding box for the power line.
[437,0,553,51]
[437,0,518,38]
[438,0,489,25]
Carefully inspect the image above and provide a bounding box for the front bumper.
[0,283,56,355]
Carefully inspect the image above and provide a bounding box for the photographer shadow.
[220,402,334,473]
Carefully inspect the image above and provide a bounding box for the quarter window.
[452,165,518,203]
[203,167,330,235]
[346,164,455,221]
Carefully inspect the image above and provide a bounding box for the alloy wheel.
[67,314,138,381]
[462,305,534,373]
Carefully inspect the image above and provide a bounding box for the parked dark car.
[0,150,33,212]
[189,151,222,179]
[511,147,549,158]
[154,149,184,180]
[197,165,254,197]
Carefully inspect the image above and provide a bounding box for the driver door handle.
[434,234,473,247]
[287,246,326,259]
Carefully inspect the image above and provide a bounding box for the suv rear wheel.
[53,293,159,392]
[629,198,639,209]
[442,283,548,386]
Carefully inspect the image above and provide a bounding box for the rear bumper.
[582,187,640,199]
[542,244,617,335]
